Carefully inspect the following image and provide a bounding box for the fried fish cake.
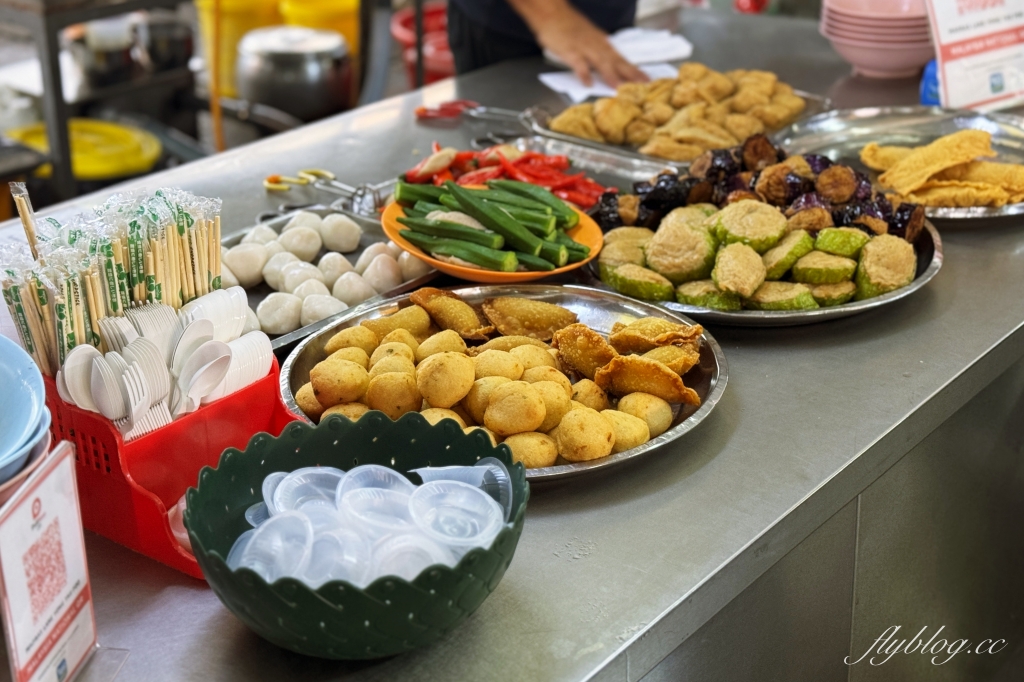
[642,345,701,376]
[360,304,431,342]
[466,335,549,356]
[409,287,494,340]
[481,297,578,341]
[551,323,619,380]
[609,317,704,355]
[594,355,701,405]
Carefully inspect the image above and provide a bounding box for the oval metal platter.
[584,221,942,327]
[774,105,1024,222]
[281,284,728,482]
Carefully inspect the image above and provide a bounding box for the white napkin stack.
[539,63,678,104]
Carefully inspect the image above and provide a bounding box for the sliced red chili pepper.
[414,100,480,120]
[432,169,454,186]
[547,172,586,190]
[554,189,598,208]
[455,165,505,186]
[403,157,433,183]
[497,153,534,183]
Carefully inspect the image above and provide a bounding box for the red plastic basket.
[44,357,298,579]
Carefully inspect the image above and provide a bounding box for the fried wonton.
[409,287,493,340]
[879,130,997,195]
[466,335,548,356]
[361,304,432,342]
[481,298,578,341]
[551,323,619,380]
[859,143,913,171]
[594,356,701,405]
[642,345,701,376]
[902,180,1011,208]
[609,317,704,355]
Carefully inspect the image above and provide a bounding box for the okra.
[514,252,556,271]
[538,241,569,267]
[413,200,447,214]
[489,204,556,236]
[487,179,579,228]
[399,230,518,272]
[394,181,445,206]
[550,230,591,261]
[472,188,553,213]
[443,182,543,255]
[397,216,505,249]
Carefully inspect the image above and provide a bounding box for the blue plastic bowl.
[0,409,51,485]
[0,335,45,462]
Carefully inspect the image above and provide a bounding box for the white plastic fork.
[115,362,150,436]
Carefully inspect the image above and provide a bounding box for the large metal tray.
[280,284,728,482]
[584,221,942,327]
[774,106,1024,222]
[223,208,438,350]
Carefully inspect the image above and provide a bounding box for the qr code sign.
[22,519,67,623]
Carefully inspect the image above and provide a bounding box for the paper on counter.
[609,28,694,64]
[539,63,679,104]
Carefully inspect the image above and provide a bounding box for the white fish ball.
[241,224,279,245]
[220,263,240,289]
[385,240,402,258]
[317,252,353,288]
[320,214,362,253]
[281,261,326,293]
[256,292,302,335]
[283,210,323,234]
[354,242,391,274]
[398,251,433,281]
[242,305,261,334]
[332,271,377,306]
[291,278,330,300]
[224,243,269,288]
[278,227,322,262]
[264,240,286,257]
[300,295,348,328]
[362,254,403,294]
[262,252,300,291]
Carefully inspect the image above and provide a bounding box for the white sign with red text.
[927,0,1024,110]
[0,442,96,682]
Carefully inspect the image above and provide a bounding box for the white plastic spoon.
[171,318,215,379]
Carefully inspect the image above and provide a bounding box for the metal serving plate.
[281,284,728,482]
[775,106,1024,222]
[224,208,438,350]
[523,90,832,167]
[584,221,942,328]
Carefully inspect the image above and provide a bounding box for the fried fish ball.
[474,350,524,381]
[551,409,615,462]
[551,323,619,380]
[570,400,589,411]
[609,317,704,355]
[617,392,673,437]
[466,335,549,356]
[368,354,416,379]
[415,329,467,362]
[365,372,421,420]
[416,352,475,408]
[324,325,378,356]
[533,380,572,432]
[463,426,499,446]
[322,402,371,422]
[595,355,701,405]
[310,359,370,407]
[484,381,547,437]
[522,366,572,398]
[379,328,420,354]
[571,379,610,412]
[361,304,431,342]
[510,344,557,371]
[601,409,651,453]
[370,342,415,367]
[642,345,701,376]
[327,346,369,369]
[504,432,559,469]
[295,382,324,422]
[409,287,494,340]
[481,297,578,341]
[449,402,476,426]
[420,408,467,428]
[462,376,512,424]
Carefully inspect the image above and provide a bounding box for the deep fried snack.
[609,317,704,355]
[522,366,572,397]
[415,329,467,362]
[677,61,710,81]
[642,345,700,375]
[484,381,547,436]
[481,297,578,341]
[509,344,558,370]
[625,118,656,146]
[642,101,676,126]
[295,382,324,421]
[617,392,674,437]
[463,426,499,446]
[409,287,494,340]
[902,180,1010,208]
[310,359,369,407]
[570,378,610,411]
[379,328,420,353]
[462,376,512,424]
[327,346,369,369]
[859,143,912,171]
[466,335,549,356]
[370,342,415,367]
[549,103,604,142]
[879,130,997,195]
[420,408,467,428]
[603,226,655,245]
[416,352,475,408]
[713,242,767,298]
[670,80,701,108]
[322,402,370,422]
[551,323,618,380]
[724,113,765,142]
[936,161,1024,196]
[550,409,615,462]
[533,380,572,432]
[593,97,641,145]
[364,372,421,419]
[474,350,524,381]
[594,355,701,405]
[639,136,704,162]
[361,304,432,342]
[368,354,415,379]
[616,82,649,105]
[602,409,651,453]
[324,325,378,356]
[748,103,792,129]
[504,432,559,469]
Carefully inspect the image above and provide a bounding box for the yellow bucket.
[280,0,360,58]
[7,119,162,181]
[196,0,282,98]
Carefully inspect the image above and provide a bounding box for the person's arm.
[506,0,647,87]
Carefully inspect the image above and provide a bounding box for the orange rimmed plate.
[381,200,603,284]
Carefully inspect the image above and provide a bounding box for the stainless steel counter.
[2,8,1024,682]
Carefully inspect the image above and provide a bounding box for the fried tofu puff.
[484,381,547,436]
[481,297,578,341]
[474,350,524,381]
[416,352,475,408]
[310,359,370,407]
[324,325,378,356]
[419,408,466,428]
[328,346,370,369]
[466,335,549,356]
[594,355,701,406]
[608,317,704,355]
[504,432,559,469]
[361,304,432,342]
[462,376,512,424]
[409,287,494,340]
[551,324,618,380]
[571,379,610,411]
[533,380,572,432]
[365,372,421,419]
[642,345,700,375]
[322,402,370,422]
[601,410,651,453]
[295,382,324,421]
[617,392,674,437]
[551,409,616,462]
[415,330,467,362]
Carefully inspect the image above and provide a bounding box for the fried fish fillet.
[549,103,604,143]
[879,130,997,195]
[481,297,578,341]
[902,180,1011,207]
[594,356,701,405]
[859,143,913,171]
[609,317,703,355]
[642,345,701,376]
[551,323,619,380]
[409,287,494,340]
[466,335,548,356]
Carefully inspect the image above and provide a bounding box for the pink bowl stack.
[821,0,935,79]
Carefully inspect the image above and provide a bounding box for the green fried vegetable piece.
[810,281,857,306]
[598,240,645,280]
[707,199,788,254]
[815,227,871,258]
[712,243,766,299]
[605,264,674,301]
[645,209,720,284]
[792,251,857,284]
[676,279,742,311]
[855,234,917,300]
[762,229,814,280]
[744,281,819,310]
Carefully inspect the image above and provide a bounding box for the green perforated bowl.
[184,411,529,660]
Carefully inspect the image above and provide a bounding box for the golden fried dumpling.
[551,323,618,380]
[481,297,578,341]
[609,317,703,355]
[643,78,676,105]
[642,345,700,376]
[593,97,642,145]
[549,103,604,143]
[409,287,493,340]
[594,355,701,405]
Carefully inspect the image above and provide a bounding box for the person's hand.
[531,6,648,87]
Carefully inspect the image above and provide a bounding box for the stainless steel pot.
[235,26,353,122]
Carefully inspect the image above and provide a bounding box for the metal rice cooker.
[235,26,352,122]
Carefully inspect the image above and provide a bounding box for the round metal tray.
[774,105,1024,222]
[280,284,728,482]
[585,221,942,327]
